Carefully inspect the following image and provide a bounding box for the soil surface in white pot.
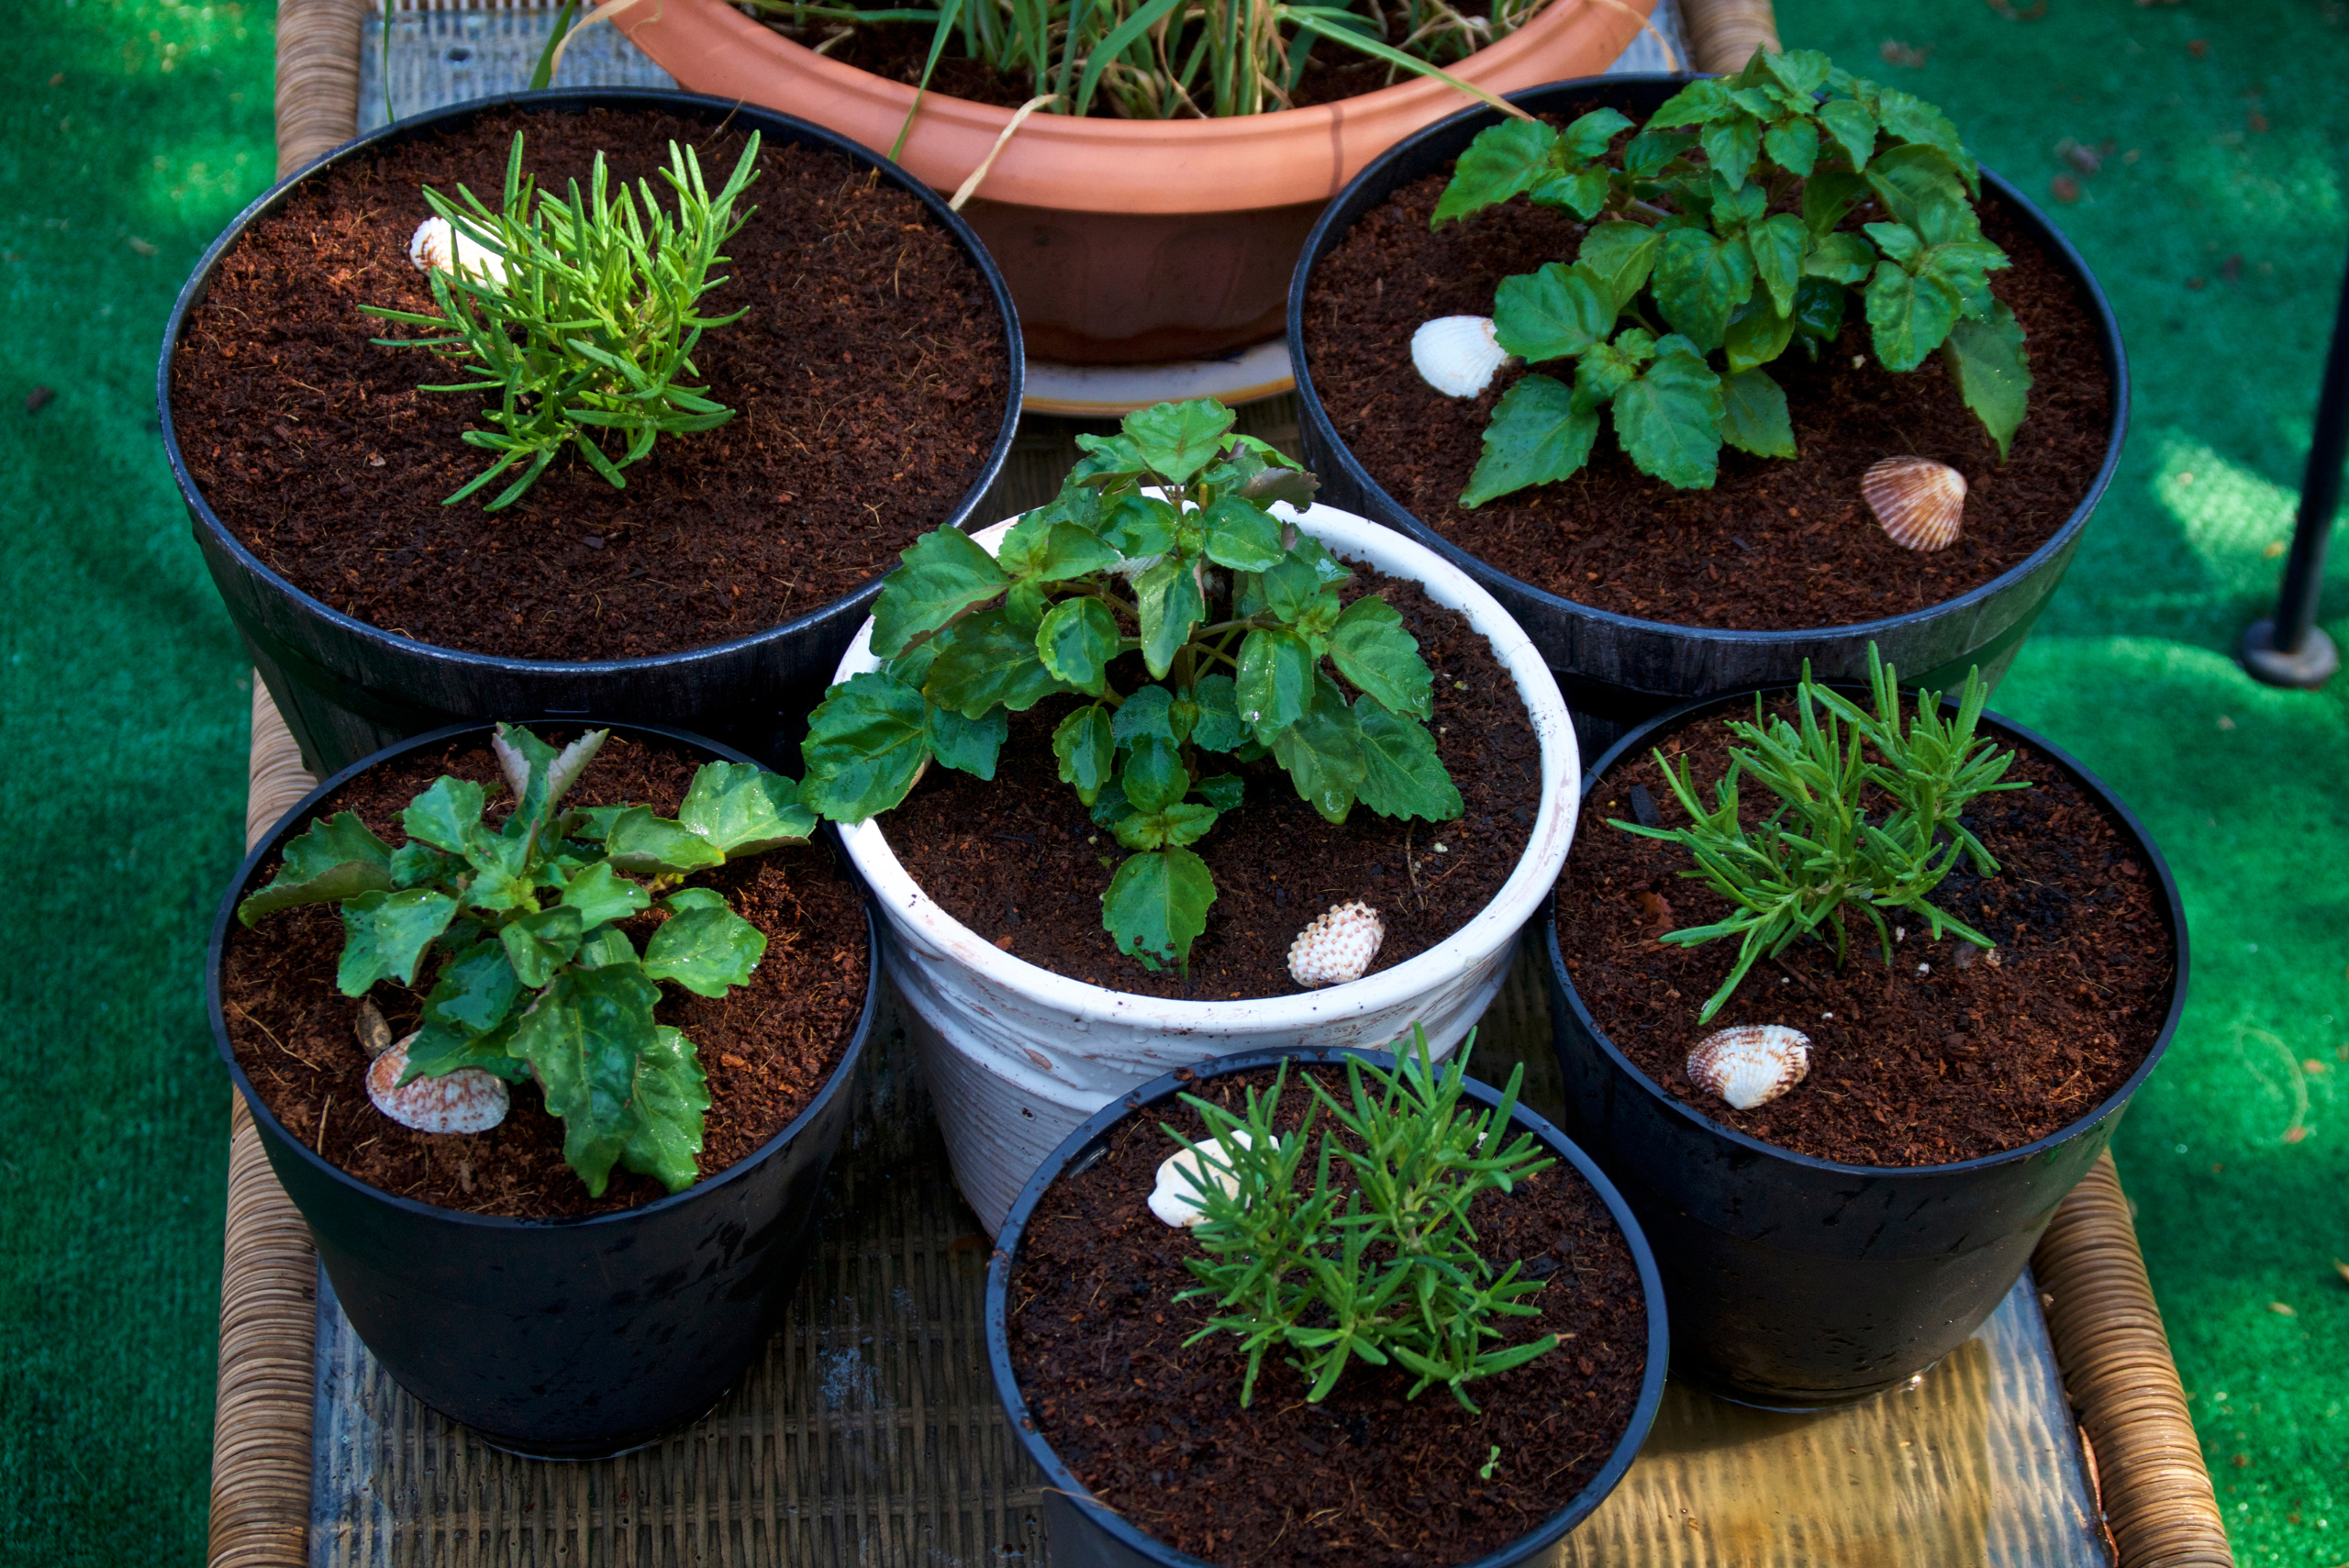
[883,569,1541,999]
[219,732,871,1218]
[171,106,1007,661]
[1301,134,2115,631]
[1007,1061,1648,1568]
[1555,696,2174,1166]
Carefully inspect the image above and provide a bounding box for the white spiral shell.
[1148,1128,1255,1228]
[1410,316,1508,399]
[366,1031,510,1135]
[408,217,508,288]
[1862,457,1966,552]
[1287,901,1384,989]
[1687,1024,1811,1111]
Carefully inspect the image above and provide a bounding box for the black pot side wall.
[161,89,1026,779]
[1286,75,2129,762]
[985,1046,1673,1568]
[207,720,881,1459]
[1541,695,2188,1408]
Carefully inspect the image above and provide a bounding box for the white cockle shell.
[408,216,508,287]
[1148,1128,1255,1228]
[366,1031,510,1135]
[1862,457,1966,552]
[1411,316,1508,399]
[1687,1024,1811,1111]
[1287,900,1384,989]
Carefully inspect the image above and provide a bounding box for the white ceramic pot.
[832,504,1579,1232]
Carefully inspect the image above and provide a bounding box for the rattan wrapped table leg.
[1681,0,1777,72]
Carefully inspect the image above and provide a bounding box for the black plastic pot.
[161,89,1024,779]
[1287,75,2129,760]
[985,1046,1670,1568]
[208,720,879,1458]
[1542,694,2187,1408]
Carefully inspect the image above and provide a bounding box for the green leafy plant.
[1612,648,2029,1025]
[1433,47,2031,506]
[236,724,818,1195]
[362,129,763,510]
[1167,1027,1559,1411]
[795,397,1463,977]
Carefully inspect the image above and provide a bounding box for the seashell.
[1287,900,1384,988]
[1862,457,1966,552]
[1687,1024,1810,1111]
[1149,1127,1255,1228]
[366,1031,509,1135]
[407,216,507,288]
[1411,316,1508,399]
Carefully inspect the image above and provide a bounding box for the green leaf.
[869,525,1008,659]
[388,842,462,891]
[1699,115,1763,189]
[237,812,394,923]
[1119,734,1189,814]
[457,826,534,913]
[605,807,728,877]
[1101,847,1215,973]
[1790,275,1848,357]
[559,862,651,928]
[1193,772,1244,812]
[1748,212,1808,317]
[1461,373,1598,508]
[1624,127,1697,179]
[1354,701,1463,823]
[1122,399,1234,483]
[402,777,486,856]
[1870,84,1976,187]
[1576,328,1656,407]
[927,607,1071,716]
[621,1025,709,1194]
[1432,118,1560,225]
[1613,340,1725,490]
[419,938,525,1038]
[997,515,1121,583]
[645,904,766,997]
[1530,166,1611,219]
[1236,628,1318,740]
[1863,144,1971,235]
[1648,76,1734,128]
[1199,495,1285,572]
[400,1018,528,1084]
[501,903,584,988]
[576,925,636,968]
[1803,231,1876,286]
[1329,596,1434,720]
[664,887,727,913]
[1236,466,1319,510]
[1070,430,1149,485]
[1035,597,1122,690]
[510,962,662,1197]
[1865,257,1963,373]
[1099,493,1179,559]
[928,703,1008,779]
[337,889,460,995]
[1801,168,1870,237]
[799,671,930,822]
[1653,228,1755,353]
[1723,296,1795,374]
[1112,684,1181,743]
[1763,117,1820,179]
[1761,47,1831,98]
[1053,703,1116,804]
[1720,367,1797,460]
[1818,97,1877,170]
[1563,106,1633,161]
[1942,300,2032,461]
[1271,673,1365,824]
[678,761,815,855]
[1188,674,1248,753]
[1576,222,1662,315]
[1111,798,1219,851]
[1492,262,1613,364]
[1132,557,1205,680]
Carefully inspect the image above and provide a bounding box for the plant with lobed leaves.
[1613,648,2029,1025]
[237,725,818,1195]
[796,397,1462,976]
[1167,1027,1558,1411]
[1434,48,2031,506]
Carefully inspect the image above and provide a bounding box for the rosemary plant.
[1612,649,2030,1025]
[363,129,763,510]
[1170,1027,1559,1411]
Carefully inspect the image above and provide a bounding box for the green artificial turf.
[2,0,2344,1561]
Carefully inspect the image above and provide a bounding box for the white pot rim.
[832,502,1579,1034]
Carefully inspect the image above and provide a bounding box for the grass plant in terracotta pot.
[211,718,877,1455]
[987,1036,1668,1566]
[796,395,1580,1230]
[1542,651,2186,1407]
[1291,55,2127,757]
[161,87,1021,776]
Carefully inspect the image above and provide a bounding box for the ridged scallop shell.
[1149,1128,1255,1228]
[407,217,508,287]
[1288,901,1384,988]
[366,1032,510,1135]
[1411,316,1508,399]
[1687,1024,1810,1111]
[1862,457,1966,551]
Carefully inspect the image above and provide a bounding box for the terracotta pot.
[619,0,1656,364]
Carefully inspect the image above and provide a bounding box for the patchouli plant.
[796,396,1463,975]
[237,724,817,1195]
[1613,648,2028,1024]
[1435,47,2030,506]
[363,130,763,510]
[1170,1026,1558,1411]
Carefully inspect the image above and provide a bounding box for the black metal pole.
[2241,254,2349,687]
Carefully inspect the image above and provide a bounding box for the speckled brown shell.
[1862,457,1967,552]
[365,1033,510,1135]
[1687,1024,1811,1111]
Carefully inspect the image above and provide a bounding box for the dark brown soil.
[1300,160,2116,630]
[1553,698,2175,1166]
[170,106,1007,662]
[1007,1062,1649,1568]
[883,569,1542,998]
[218,732,871,1218]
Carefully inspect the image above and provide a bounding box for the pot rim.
[832,501,1582,1029]
[156,86,1024,678]
[1545,683,2191,1178]
[206,717,883,1230]
[984,1042,1672,1568]
[1286,72,2133,647]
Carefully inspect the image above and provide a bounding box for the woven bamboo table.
[207,6,2233,1563]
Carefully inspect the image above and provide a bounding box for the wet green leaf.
[1135,557,1206,679]
[1102,847,1215,973]
[645,904,766,997]
[1613,339,1724,489]
[928,704,1008,779]
[1123,398,1235,483]
[1462,373,1597,508]
[870,525,1008,658]
[1036,596,1122,690]
[237,812,394,923]
[799,671,929,822]
[1200,495,1286,571]
[402,777,486,856]
[1330,596,1434,720]
[1272,673,1365,825]
[621,1025,709,1194]
[678,761,814,855]
[501,903,584,988]
[1942,300,2032,460]
[1653,227,1755,353]
[1576,222,1662,314]
[927,607,1071,716]
[559,862,651,929]
[337,888,460,995]
[1053,703,1116,804]
[1188,674,1248,753]
[1354,700,1463,823]
[1236,628,1317,740]
[511,962,662,1196]
[605,807,727,877]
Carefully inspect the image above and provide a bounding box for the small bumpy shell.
[1288,901,1384,988]
[1411,316,1508,399]
[366,1031,509,1135]
[1149,1128,1255,1228]
[1687,1024,1811,1111]
[408,217,508,287]
[1862,457,1966,552]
